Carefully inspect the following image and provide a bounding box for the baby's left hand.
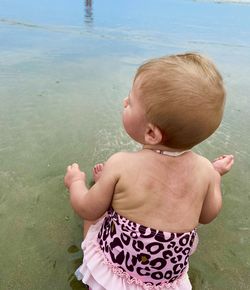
[64,163,86,189]
[212,155,234,176]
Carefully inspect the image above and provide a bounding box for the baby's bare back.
[112,150,212,232]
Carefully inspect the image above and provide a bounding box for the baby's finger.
[72,163,79,169]
[212,156,222,162]
[227,156,234,167]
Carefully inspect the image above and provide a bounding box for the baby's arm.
[64,154,121,221]
[199,155,234,224]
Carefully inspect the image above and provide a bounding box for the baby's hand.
[212,155,234,176]
[64,163,86,189]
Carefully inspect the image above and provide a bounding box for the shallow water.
[0,0,249,289]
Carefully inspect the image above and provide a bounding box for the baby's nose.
[123,97,128,108]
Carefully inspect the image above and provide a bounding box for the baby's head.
[134,52,225,149]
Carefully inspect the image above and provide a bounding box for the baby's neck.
[143,144,191,157]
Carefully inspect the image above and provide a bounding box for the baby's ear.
[144,123,163,145]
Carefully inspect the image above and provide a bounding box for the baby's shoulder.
[192,152,215,175]
[106,151,139,166]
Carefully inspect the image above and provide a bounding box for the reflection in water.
[67,245,87,289]
[84,0,93,26]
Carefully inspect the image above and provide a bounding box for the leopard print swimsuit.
[97,208,197,287]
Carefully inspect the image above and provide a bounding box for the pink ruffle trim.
[94,240,188,289]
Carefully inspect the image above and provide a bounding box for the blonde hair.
[134,52,225,149]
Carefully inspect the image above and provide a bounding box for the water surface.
[0,0,249,289]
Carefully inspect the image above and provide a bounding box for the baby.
[64,53,234,290]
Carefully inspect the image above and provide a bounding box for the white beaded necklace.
[146,148,191,157]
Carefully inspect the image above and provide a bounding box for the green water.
[0,0,250,289]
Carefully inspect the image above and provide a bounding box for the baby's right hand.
[64,163,86,189]
[212,155,234,176]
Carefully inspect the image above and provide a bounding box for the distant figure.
[84,0,93,25]
[65,52,234,289]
